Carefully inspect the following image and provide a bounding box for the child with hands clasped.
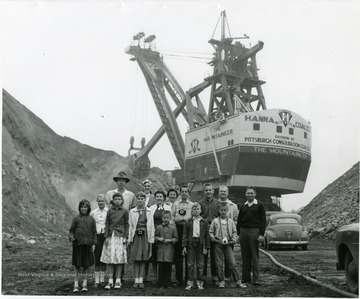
[155,210,178,289]
[182,202,210,290]
[209,203,247,289]
[128,191,155,289]
[100,193,129,290]
[69,199,97,293]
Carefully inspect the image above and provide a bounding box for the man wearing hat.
[105,171,135,212]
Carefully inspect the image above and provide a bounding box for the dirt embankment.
[2,89,172,241]
[300,162,359,240]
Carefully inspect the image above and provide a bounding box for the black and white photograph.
[1,0,359,297]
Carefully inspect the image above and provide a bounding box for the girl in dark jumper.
[69,199,97,293]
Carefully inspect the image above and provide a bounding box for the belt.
[192,237,201,245]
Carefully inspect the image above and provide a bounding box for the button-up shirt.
[244,198,258,207]
[193,217,201,237]
[220,218,230,240]
[90,207,109,234]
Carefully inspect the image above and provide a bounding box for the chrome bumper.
[269,240,309,245]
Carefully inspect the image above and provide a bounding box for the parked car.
[265,211,283,224]
[264,213,309,250]
[335,223,359,294]
[260,211,283,247]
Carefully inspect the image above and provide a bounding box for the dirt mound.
[299,162,359,240]
[2,89,172,240]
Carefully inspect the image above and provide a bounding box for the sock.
[95,272,100,284]
[116,278,121,285]
[100,272,106,283]
[74,281,79,288]
[135,277,139,283]
[82,279,87,287]
[139,277,143,283]
[109,278,113,285]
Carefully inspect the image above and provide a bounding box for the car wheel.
[268,244,273,250]
[345,250,358,294]
[302,245,307,251]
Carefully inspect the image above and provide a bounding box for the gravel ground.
[2,237,348,297]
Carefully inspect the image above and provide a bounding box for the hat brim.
[113,177,130,183]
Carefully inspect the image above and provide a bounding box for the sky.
[1,0,359,212]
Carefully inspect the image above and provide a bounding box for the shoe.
[73,287,79,293]
[100,281,106,287]
[185,285,192,291]
[81,286,88,292]
[114,282,122,289]
[138,283,144,289]
[94,283,99,288]
[104,283,113,290]
[198,284,204,290]
[241,280,251,284]
[218,281,225,288]
[212,280,219,286]
[172,280,179,286]
[253,281,261,286]
[133,282,139,288]
[237,281,247,288]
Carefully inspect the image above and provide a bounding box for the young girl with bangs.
[69,199,97,293]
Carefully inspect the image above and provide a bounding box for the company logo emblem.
[279,110,292,127]
[189,138,200,154]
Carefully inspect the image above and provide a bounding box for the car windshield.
[276,218,299,224]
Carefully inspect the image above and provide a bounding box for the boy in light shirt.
[209,204,247,289]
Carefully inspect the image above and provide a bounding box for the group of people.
[69,171,266,293]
